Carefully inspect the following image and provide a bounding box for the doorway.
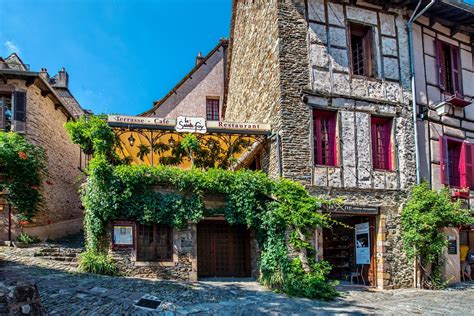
[197,220,251,277]
[323,215,377,286]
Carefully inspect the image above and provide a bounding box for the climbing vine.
[401,182,473,288]
[0,132,46,222]
[66,116,339,299]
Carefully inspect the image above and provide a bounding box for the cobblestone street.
[1,245,474,315]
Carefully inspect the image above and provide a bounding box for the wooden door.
[197,221,251,277]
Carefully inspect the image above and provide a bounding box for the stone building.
[225,0,419,289]
[142,39,228,120]
[409,1,474,283]
[0,53,85,242]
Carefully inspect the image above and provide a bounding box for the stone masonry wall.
[0,79,83,241]
[225,0,282,178]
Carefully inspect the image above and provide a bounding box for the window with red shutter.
[206,98,219,121]
[436,40,463,97]
[371,117,392,171]
[313,110,337,166]
[462,142,474,189]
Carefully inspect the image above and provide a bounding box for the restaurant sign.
[328,205,379,215]
[175,116,207,134]
[107,115,271,134]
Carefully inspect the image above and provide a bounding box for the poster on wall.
[113,225,133,246]
[355,222,370,265]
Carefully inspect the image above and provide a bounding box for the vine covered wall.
[66,116,339,299]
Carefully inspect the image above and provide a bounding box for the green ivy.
[0,132,46,222]
[401,182,473,288]
[67,115,339,299]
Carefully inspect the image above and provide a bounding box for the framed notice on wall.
[113,222,134,247]
[355,222,370,265]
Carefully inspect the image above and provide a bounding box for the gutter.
[407,0,436,185]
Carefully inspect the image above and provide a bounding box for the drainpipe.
[407,0,436,289]
[407,0,436,186]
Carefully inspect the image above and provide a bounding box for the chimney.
[55,67,69,88]
[39,68,50,81]
[195,51,204,65]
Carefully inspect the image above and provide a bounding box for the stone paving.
[1,244,474,315]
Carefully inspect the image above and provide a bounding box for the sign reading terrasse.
[108,115,271,134]
[108,115,173,126]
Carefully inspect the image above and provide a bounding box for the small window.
[349,23,374,77]
[206,98,219,121]
[437,40,462,97]
[137,224,173,262]
[371,117,392,171]
[0,94,13,131]
[313,110,337,166]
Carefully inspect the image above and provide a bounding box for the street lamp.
[128,133,136,147]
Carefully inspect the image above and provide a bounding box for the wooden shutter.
[384,120,392,171]
[436,40,446,91]
[451,45,463,97]
[13,91,26,133]
[363,27,374,77]
[439,136,450,185]
[462,142,474,189]
[0,96,4,130]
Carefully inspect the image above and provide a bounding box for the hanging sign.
[175,116,207,134]
[108,115,173,127]
[355,222,370,265]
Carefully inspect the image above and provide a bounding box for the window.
[206,98,219,121]
[349,23,374,77]
[440,137,474,188]
[313,110,337,166]
[437,40,462,97]
[0,91,26,132]
[0,94,12,131]
[136,224,172,262]
[371,117,392,171]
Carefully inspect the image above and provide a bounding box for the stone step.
[40,256,77,262]
[34,252,77,258]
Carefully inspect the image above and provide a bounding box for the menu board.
[113,225,133,246]
[447,235,457,255]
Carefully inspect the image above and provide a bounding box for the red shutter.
[385,120,392,171]
[0,96,4,130]
[371,120,378,169]
[13,91,26,133]
[436,40,446,91]
[439,136,450,185]
[462,142,474,189]
[451,45,463,97]
[328,114,337,166]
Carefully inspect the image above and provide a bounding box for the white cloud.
[4,41,20,54]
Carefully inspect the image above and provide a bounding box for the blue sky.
[0,0,231,115]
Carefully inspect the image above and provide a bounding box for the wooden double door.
[197,220,251,277]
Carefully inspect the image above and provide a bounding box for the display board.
[355,222,370,265]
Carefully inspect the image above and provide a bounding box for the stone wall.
[0,282,45,315]
[226,0,416,288]
[225,0,282,178]
[0,79,83,242]
[110,224,198,281]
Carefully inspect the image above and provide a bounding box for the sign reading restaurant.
[107,115,271,134]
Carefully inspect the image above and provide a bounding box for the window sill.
[314,164,339,169]
[133,261,175,267]
[373,168,395,173]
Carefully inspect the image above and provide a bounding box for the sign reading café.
[107,115,271,135]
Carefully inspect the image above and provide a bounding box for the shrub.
[17,233,40,244]
[78,250,119,276]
